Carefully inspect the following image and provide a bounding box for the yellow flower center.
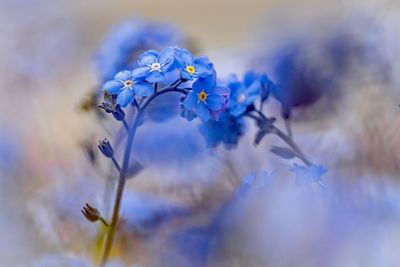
[185,65,196,74]
[198,90,208,102]
[123,80,133,88]
[151,62,161,71]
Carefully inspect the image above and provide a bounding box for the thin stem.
[99,217,109,227]
[247,111,312,167]
[271,125,312,166]
[99,86,189,267]
[133,99,140,110]
[284,119,292,138]
[111,157,121,173]
[122,119,129,132]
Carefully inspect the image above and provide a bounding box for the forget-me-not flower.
[102,70,153,107]
[131,47,176,83]
[183,76,229,121]
[228,72,262,117]
[175,48,214,80]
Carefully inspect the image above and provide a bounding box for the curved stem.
[247,111,312,167]
[271,125,312,166]
[99,86,188,267]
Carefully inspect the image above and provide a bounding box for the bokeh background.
[1,0,400,266]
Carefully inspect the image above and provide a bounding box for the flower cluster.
[92,45,327,267]
[198,71,276,148]
[101,46,229,122]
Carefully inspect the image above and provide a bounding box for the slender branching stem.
[247,111,312,167]
[99,86,188,267]
[111,157,121,173]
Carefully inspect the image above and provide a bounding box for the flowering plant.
[83,42,325,266]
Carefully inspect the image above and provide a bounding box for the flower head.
[199,111,246,148]
[101,70,153,107]
[175,48,214,80]
[131,47,176,83]
[182,76,229,121]
[228,72,262,117]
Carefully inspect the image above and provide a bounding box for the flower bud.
[112,105,125,121]
[81,203,101,223]
[98,138,113,158]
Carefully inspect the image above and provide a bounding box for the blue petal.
[229,104,246,117]
[102,80,123,94]
[202,76,217,92]
[176,48,194,65]
[131,66,151,79]
[138,50,158,66]
[116,88,135,107]
[114,70,132,81]
[244,71,257,87]
[214,86,230,96]
[146,71,165,83]
[182,93,197,110]
[244,81,261,105]
[192,78,203,93]
[193,76,216,94]
[194,63,212,77]
[195,55,211,66]
[206,94,225,111]
[179,70,192,80]
[196,103,211,121]
[134,81,154,97]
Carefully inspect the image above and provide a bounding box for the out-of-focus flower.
[290,163,327,185]
[95,18,184,81]
[183,76,229,121]
[199,111,246,148]
[131,47,176,83]
[101,70,153,107]
[228,72,262,117]
[175,48,214,80]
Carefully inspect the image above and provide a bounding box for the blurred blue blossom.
[101,70,153,107]
[228,72,262,117]
[199,111,246,148]
[95,19,184,81]
[175,48,214,80]
[290,163,327,186]
[183,76,230,121]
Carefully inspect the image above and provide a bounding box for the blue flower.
[131,47,176,83]
[290,163,327,186]
[101,70,153,107]
[183,76,230,121]
[244,71,275,102]
[228,72,262,117]
[199,111,246,148]
[95,19,184,81]
[175,48,214,80]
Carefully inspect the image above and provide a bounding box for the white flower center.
[237,93,246,103]
[123,80,133,88]
[151,62,161,71]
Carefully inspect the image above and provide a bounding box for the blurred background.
[1,0,400,266]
